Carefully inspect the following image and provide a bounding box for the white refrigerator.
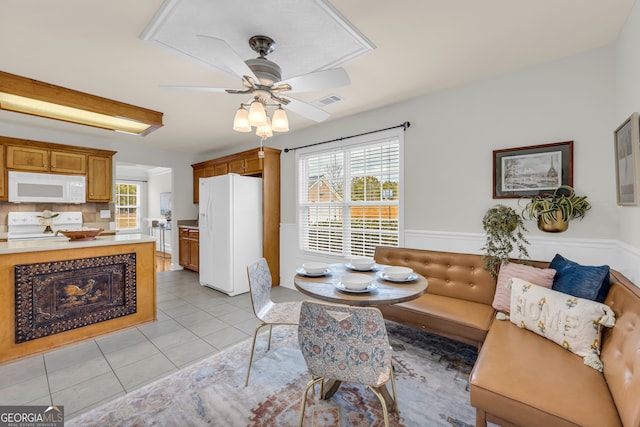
[198,173,263,296]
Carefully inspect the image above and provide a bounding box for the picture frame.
[493,141,573,198]
[614,112,640,206]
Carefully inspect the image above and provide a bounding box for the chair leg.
[389,365,398,412]
[299,377,323,426]
[244,322,268,387]
[267,324,273,351]
[369,386,391,427]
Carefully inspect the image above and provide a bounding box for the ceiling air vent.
[312,94,343,108]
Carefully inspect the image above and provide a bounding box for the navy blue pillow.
[549,254,610,302]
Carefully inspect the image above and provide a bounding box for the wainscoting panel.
[279,223,640,289]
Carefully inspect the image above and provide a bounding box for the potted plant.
[481,205,530,278]
[521,185,591,233]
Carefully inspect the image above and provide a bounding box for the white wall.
[271,44,640,286]
[615,0,640,250]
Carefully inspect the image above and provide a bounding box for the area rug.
[67,322,478,426]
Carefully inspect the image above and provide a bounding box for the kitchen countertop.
[178,225,199,230]
[0,234,155,255]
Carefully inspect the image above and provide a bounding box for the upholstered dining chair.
[245,257,302,386]
[297,300,398,427]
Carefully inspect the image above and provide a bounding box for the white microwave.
[8,171,86,204]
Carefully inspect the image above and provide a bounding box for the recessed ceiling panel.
[140,0,375,80]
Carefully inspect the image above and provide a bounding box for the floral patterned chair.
[245,257,302,386]
[297,300,397,427]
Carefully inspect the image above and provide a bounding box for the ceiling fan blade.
[280,68,350,93]
[284,97,330,122]
[196,35,259,81]
[161,85,228,93]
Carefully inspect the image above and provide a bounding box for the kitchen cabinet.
[191,146,280,285]
[6,146,49,172]
[50,150,86,174]
[1,136,116,201]
[179,227,199,272]
[6,146,86,174]
[87,155,112,202]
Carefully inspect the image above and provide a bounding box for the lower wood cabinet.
[179,227,199,272]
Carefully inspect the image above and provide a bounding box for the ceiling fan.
[165,34,350,124]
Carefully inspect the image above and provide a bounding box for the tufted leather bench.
[374,246,640,427]
[374,246,498,347]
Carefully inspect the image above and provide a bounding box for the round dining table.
[294,262,428,307]
[294,262,429,411]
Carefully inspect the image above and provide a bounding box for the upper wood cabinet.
[6,146,49,171]
[192,146,281,285]
[87,155,112,202]
[50,151,86,174]
[1,136,116,201]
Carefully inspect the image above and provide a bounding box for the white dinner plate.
[296,267,331,277]
[376,271,419,283]
[344,263,382,272]
[334,282,378,293]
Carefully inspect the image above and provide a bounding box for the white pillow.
[509,277,615,371]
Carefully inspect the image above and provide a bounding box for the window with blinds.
[297,129,402,257]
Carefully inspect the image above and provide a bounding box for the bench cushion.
[470,319,621,427]
[379,293,494,346]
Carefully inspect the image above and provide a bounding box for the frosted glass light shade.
[232,106,251,132]
[271,106,289,132]
[248,100,267,126]
[256,117,273,138]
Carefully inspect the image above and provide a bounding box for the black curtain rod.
[283,121,410,153]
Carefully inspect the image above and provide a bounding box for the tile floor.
[0,269,307,418]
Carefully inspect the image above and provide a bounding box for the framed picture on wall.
[493,141,573,198]
[614,112,640,206]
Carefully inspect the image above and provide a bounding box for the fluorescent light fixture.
[0,71,163,136]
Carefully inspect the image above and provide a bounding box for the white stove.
[7,212,83,241]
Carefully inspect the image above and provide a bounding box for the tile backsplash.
[0,202,114,232]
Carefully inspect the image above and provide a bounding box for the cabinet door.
[243,156,263,175]
[188,230,200,271]
[50,151,86,174]
[228,159,245,174]
[0,145,5,200]
[213,162,228,176]
[87,155,112,202]
[6,146,49,171]
[179,229,190,267]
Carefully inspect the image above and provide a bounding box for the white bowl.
[341,273,372,290]
[384,266,414,281]
[349,257,375,270]
[302,262,329,275]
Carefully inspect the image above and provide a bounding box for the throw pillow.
[509,277,616,371]
[550,254,610,303]
[492,262,556,313]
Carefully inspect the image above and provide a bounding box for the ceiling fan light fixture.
[232,106,251,132]
[256,116,273,138]
[248,99,267,126]
[271,105,289,132]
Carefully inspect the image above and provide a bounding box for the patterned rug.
[67,322,478,427]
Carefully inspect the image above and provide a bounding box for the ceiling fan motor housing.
[245,57,282,86]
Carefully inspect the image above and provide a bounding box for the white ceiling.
[0,0,635,154]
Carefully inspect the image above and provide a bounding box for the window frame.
[115,180,145,234]
[296,128,404,258]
